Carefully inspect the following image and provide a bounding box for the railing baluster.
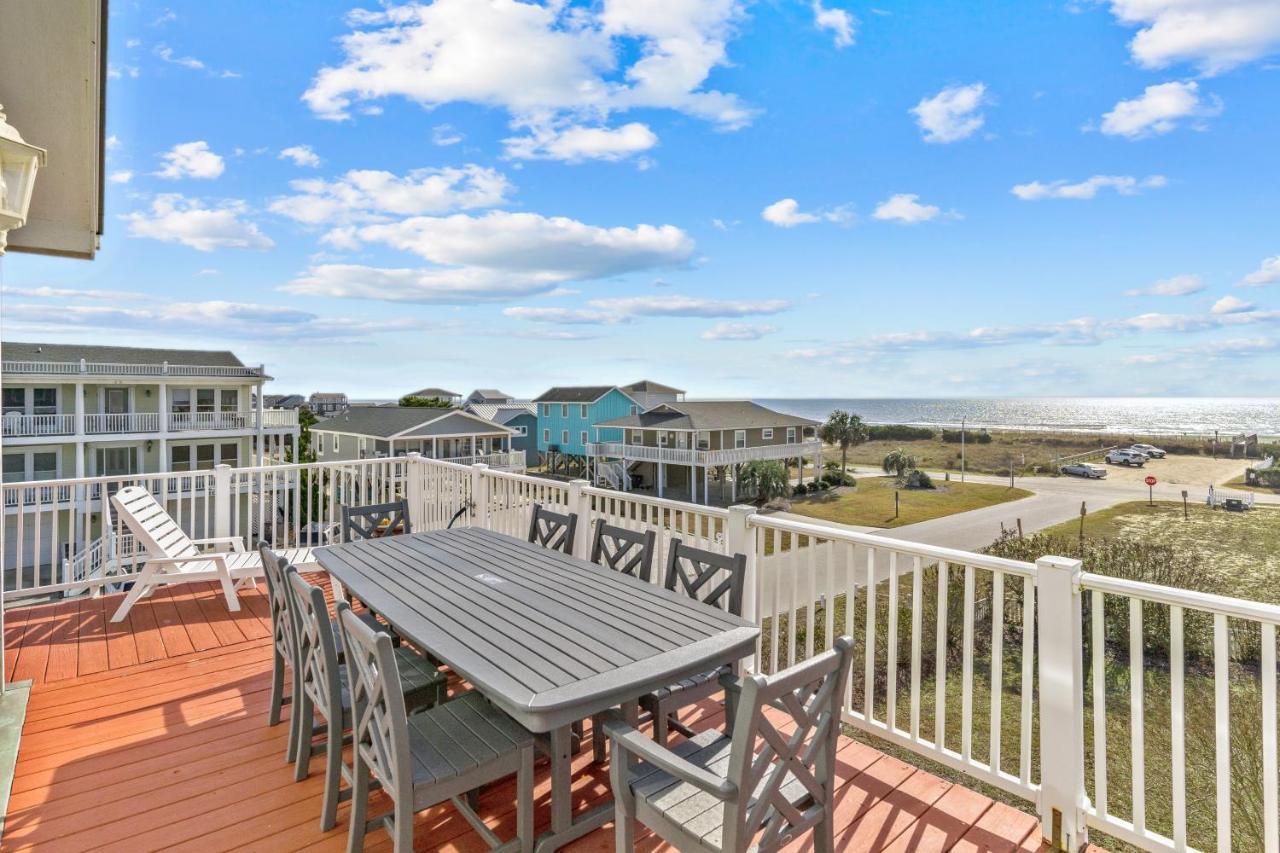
[1129,597,1146,837]
[1215,612,1231,853]
[1092,589,1108,820]
[1264,620,1278,853]
[1171,605,1187,851]
[864,545,876,722]
[887,551,898,732]
[961,563,975,762]
[910,555,923,741]
[806,537,817,661]
[935,560,949,750]
[990,569,1003,775]
[1019,573,1034,786]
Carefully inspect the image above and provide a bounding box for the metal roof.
[467,402,536,423]
[532,386,620,404]
[468,389,513,401]
[2,341,246,368]
[406,387,460,399]
[623,379,685,394]
[313,406,508,438]
[596,401,819,431]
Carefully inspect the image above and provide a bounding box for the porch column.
[73,381,86,478]
[703,467,709,506]
[730,464,736,503]
[658,461,665,498]
[691,464,697,503]
[255,377,265,465]
[431,437,438,459]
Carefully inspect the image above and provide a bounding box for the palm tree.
[818,410,869,476]
[882,447,916,480]
[739,460,790,504]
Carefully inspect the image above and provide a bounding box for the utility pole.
[960,416,966,483]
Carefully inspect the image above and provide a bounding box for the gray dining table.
[314,525,759,852]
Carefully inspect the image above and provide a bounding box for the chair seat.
[628,729,812,852]
[405,692,535,792]
[328,644,447,722]
[639,665,729,708]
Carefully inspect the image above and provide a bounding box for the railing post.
[213,463,232,540]
[727,504,759,670]
[1035,555,1089,852]
[470,463,490,530]
[405,453,425,531]
[567,479,591,560]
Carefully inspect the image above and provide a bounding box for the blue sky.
[3,0,1278,399]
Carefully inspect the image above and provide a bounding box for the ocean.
[755,398,1280,438]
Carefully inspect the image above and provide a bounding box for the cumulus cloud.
[1098,81,1221,139]
[155,141,225,180]
[279,145,322,168]
[1211,295,1254,314]
[269,165,512,225]
[108,170,134,184]
[701,321,780,340]
[1012,174,1166,200]
[302,0,754,155]
[760,198,852,228]
[1124,274,1205,297]
[910,83,989,143]
[282,264,562,304]
[504,122,657,163]
[812,1,856,48]
[1241,255,1280,287]
[1108,0,1280,75]
[123,194,274,252]
[872,193,949,224]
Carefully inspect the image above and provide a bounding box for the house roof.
[624,379,685,395]
[264,394,306,408]
[2,341,245,368]
[313,406,509,438]
[402,411,512,438]
[468,389,512,401]
[532,386,620,404]
[309,392,347,400]
[467,402,536,423]
[597,401,820,432]
[406,387,460,399]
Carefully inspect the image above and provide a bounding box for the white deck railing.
[588,439,822,467]
[2,359,265,378]
[1,455,1272,850]
[5,410,301,436]
[2,413,75,437]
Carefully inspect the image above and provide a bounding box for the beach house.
[532,385,638,474]
[464,400,538,468]
[310,405,521,469]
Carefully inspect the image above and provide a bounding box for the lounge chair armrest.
[599,711,737,800]
[190,536,246,553]
[143,554,228,569]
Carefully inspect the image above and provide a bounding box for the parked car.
[1105,449,1147,467]
[1060,462,1107,479]
[1129,443,1166,458]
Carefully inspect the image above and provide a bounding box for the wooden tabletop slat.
[315,528,759,732]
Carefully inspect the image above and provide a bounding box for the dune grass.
[784,476,1032,529]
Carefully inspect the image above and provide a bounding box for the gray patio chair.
[285,568,447,831]
[338,602,536,853]
[639,540,748,746]
[590,520,658,582]
[527,502,577,554]
[604,636,855,853]
[341,499,412,541]
[258,543,303,763]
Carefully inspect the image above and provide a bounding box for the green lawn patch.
[785,476,1032,529]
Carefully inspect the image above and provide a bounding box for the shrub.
[905,469,935,489]
[740,460,790,504]
[792,484,809,497]
[867,424,935,441]
[941,428,992,444]
[823,471,854,487]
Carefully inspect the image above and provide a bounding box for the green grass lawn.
[785,476,1032,529]
[1223,474,1280,496]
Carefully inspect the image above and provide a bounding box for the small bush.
[792,484,809,497]
[942,428,992,444]
[867,424,935,441]
[823,471,854,487]
[905,469,935,489]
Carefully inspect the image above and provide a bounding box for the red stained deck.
[2,581,1058,852]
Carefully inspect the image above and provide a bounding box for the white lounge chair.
[108,485,316,623]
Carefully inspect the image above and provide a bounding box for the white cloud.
[0,285,145,301]
[154,43,204,70]
[432,124,464,146]
[123,194,274,252]
[282,264,564,304]
[586,294,790,318]
[910,83,989,143]
[1211,295,1254,314]
[702,321,780,340]
[1098,81,1221,139]
[279,145,322,168]
[1108,0,1280,75]
[106,135,122,151]
[504,122,657,163]
[503,307,622,324]
[269,165,512,225]
[761,198,853,228]
[155,141,225,180]
[108,170,134,184]
[1124,274,1205,297]
[1012,174,1166,200]
[872,193,947,224]
[303,0,754,141]
[812,1,856,48]
[1241,255,1280,287]
[108,64,140,79]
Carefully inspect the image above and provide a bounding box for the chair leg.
[814,807,836,853]
[592,716,608,765]
[651,703,669,747]
[285,679,302,764]
[294,694,313,782]
[268,649,286,727]
[393,801,414,853]
[320,714,343,831]
[516,744,535,853]
[614,798,636,851]
[109,565,158,622]
[217,567,241,612]
[346,755,369,853]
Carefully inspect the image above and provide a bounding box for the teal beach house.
[532,385,640,473]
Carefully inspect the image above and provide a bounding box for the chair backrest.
[722,636,855,852]
[258,543,298,666]
[590,520,657,582]
[342,499,412,542]
[527,502,577,554]
[111,485,200,561]
[663,539,748,616]
[337,601,413,809]
[285,569,343,719]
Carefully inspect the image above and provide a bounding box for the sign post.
[1145,474,1157,507]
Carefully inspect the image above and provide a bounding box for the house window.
[196,389,216,413]
[786,427,796,443]
[561,430,569,444]
[171,389,192,413]
[2,454,25,483]
[316,434,325,457]
[96,447,137,477]
[697,432,710,450]
[512,425,527,437]
[762,428,774,440]
[31,388,57,415]
[580,404,588,418]
[333,433,340,453]
[560,403,569,418]
[630,405,638,415]
[196,444,216,470]
[1,451,58,482]
[631,430,643,444]
[659,433,669,447]
[359,437,368,458]
[32,451,57,480]
[171,445,192,471]
[220,389,238,412]
[542,404,551,417]
[542,428,550,443]
[581,430,589,446]
[734,430,746,449]
[2,388,23,414]
[221,443,239,466]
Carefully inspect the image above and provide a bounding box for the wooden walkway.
[2,581,1053,852]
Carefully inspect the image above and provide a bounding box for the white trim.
[542,428,551,443]
[762,427,773,440]
[734,430,747,449]
[786,426,796,443]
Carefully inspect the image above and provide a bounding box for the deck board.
[1,580,1054,852]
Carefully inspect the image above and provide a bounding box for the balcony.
[589,437,822,466]
[1,410,303,437]
[1,412,74,437]
[1,358,265,378]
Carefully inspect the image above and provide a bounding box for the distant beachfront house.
[466,388,515,406]
[404,387,462,407]
[622,379,685,410]
[263,393,306,410]
[532,386,639,475]
[464,401,538,468]
[308,392,348,415]
[310,406,521,470]
[591,400,821,504]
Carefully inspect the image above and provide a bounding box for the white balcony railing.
[435,450,525,471]
[1,413,75,437]
[588,438,822,466]
[2,454,1275,851]
[2,359,264,378]
[85,412,161,434]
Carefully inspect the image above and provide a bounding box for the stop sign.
[1145,475,1157,486]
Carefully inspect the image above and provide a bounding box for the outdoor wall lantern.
[0,104,47,254]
